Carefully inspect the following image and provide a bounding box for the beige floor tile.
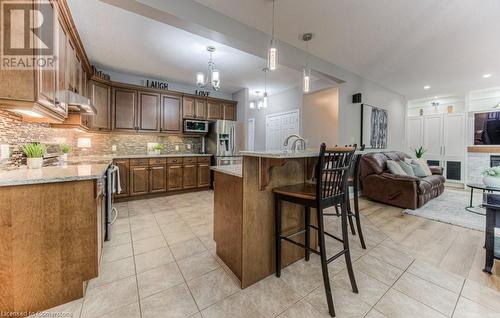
[276,299,324,318]
[32,298,83,318]
[163,228,197,245]
[178,251,220,280]
[393,272,459,316]
[137,262,184,299]
[368,244,414,270]
[354,254,404,286]
[245,275,302,318]
[375,289,447,318]
[461,279,500,313]
[332,269,390,306]
[132,235,167,255]
[198,233,217,253]
[97,302,141,318]
[81,277,138,318]
[154,210,179,224]
[104,231,131,248]
[131,225,162,241]
[170,237,207,260]
[365,309,388,318]
[187,268,240,309]
[305,284,371,318]
[453,297,500,318]
[134,247,174,273]
[112,222,131,235]
[279,257,323,297]
[87,257,135,290]
[200,292,264,318]
[408,259,465,293]
[140,283,198,318]
[101,242,133,263]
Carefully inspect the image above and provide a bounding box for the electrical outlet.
[111,145,117,152]
[175,145,180,151]
[186,144,192,150]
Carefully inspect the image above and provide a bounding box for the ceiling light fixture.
[483,73,492,78]
[424,85,430,90]
[262,68,269,109]
[302,33,313,94]
[268,0,278,71]
[196,46,220,91]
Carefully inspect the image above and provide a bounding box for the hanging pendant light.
[262,67,269,109]
[302,33,313,94]
[268,0,277,71]
[196,46,221,91]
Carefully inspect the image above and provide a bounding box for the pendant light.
[262,67,269,109]
[196,46,221,91]
[302,33,313,93]
[268,0,277,71]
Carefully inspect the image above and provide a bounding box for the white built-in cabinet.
[407,113,466,182]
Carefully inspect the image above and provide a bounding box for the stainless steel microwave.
[184,120,209,133]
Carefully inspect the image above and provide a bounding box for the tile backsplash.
[0,110,202,167]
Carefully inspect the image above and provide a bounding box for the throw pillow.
[387,160,407,176]
[398,161,415,177]
[404,158,413,165]
[412,158,432,177]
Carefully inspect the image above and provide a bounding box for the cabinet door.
[168,165,183,191]
[36,1,56,109]
[161,95,182,132]
[223,103,236,121]
[197,163,210,187]
[139,92,160,131]
[55,18,68,116]
[149,165,167,193]
[183,164,197,189]
[130,166,149,196]
[88,81,111,130]
[112,88,137,131]
[113,159,129,198]
[407,117,423,153]
[183,97,195,119]
[423,115,443,159]
[195,99,207,119]
[207,100,222,120]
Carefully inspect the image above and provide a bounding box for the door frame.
[265,109,300,151]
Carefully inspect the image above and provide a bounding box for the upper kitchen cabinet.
[138,92,160,132]
[112,87,138,131]
[182,96,195,119]
[207,100,222,120]
[195,98,207,119]
[88,80,111,131]
[223,103,236,121]
[161,94,182,133]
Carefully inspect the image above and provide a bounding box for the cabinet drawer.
[167,157,182,164]
[197,156,210,163]
[149,158,167,165]
[130,158,149,166]
[183,157,197,164]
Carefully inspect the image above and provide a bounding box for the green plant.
[21,143,46,158]
[413,146,427,158]
[152,144,163,150]
[60,144,71,154]
[482,167,500,177]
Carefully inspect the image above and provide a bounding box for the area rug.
[403,190,485,232]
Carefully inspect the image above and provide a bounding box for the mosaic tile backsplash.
[0,110,202,168]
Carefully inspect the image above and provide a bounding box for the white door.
[407,117,424,153]
[423,115,443,160]
[266,110,300,151]
[247,118,255,151]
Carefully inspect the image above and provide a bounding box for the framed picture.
[360,104,388,149]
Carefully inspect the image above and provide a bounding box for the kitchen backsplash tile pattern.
[0,110,202,168]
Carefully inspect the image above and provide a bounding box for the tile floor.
[35,190,500,318]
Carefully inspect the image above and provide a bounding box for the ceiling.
[194,0,500,99]
[67,0,307,96]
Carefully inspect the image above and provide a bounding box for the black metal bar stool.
[345,154,367,249]
[273,144,358,317]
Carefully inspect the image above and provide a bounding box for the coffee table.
[466,183,500,215]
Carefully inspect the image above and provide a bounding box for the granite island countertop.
[210,164,242,178]
[239,150,319,159]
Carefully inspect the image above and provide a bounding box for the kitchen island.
[212,150,319,288]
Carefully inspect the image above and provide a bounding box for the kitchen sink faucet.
[283,134,306,151]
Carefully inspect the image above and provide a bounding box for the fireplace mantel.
[467,146,500,153]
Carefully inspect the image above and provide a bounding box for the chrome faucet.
[283,134,306,151]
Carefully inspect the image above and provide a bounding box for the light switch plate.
[111,145,117,152]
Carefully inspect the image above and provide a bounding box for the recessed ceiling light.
[483,74,492,78]
[424,85,431,90]
[434,96,438,99]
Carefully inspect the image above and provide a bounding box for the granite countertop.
[210,165,242,178]
[0,163,110,187]
[66,154,212,161]
[239,150,319,159]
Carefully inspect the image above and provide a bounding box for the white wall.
[303,87,339,148]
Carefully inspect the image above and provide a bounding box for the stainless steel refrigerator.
[206,120,245,166]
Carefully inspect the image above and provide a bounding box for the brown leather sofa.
[360,151,445,209]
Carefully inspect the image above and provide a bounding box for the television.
[474,111,500,145]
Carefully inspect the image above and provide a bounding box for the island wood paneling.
[0,180,97,315]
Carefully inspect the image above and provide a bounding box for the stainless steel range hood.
[62,90,97,115]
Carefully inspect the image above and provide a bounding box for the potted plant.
[60,144,71,161]
[21,143,46,169]
[482,167,500,188]
[413,146,427,158]
[152,144,163,155]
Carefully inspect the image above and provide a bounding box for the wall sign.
[145,80,169,90]
[195,90,210,97]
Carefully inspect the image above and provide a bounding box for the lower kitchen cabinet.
[183,163,197,189]
[168,165,183,191]
[113,159,129,198]
[198,163,210,187]
[130,166,149,196]
[150,165,167,193]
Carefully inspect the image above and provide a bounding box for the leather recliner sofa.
[359,152,445,209]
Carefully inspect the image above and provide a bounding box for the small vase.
[483,176,500,188]
[27,157,43,169]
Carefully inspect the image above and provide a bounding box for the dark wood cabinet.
[161,95,182,133]
[88,80,111,131]
[149,165,167,193]
[130,165,149,196]
[183,163,197,189]
[207,100,222,120]
[223,103,236,121]
[139,92,160,131]
[197,163,210,187]
[182,96,195,119]
[114,159,129,198]
[195,98,207,119]
[112,88,137,131]
[168,165,183,191]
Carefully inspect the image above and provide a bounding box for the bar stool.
[273,144,358,317]
[345,154,366,249]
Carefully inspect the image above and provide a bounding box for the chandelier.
[249,68,269,110]
[196,46,220,91]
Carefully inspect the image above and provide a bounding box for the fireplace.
[491,155,500,167]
